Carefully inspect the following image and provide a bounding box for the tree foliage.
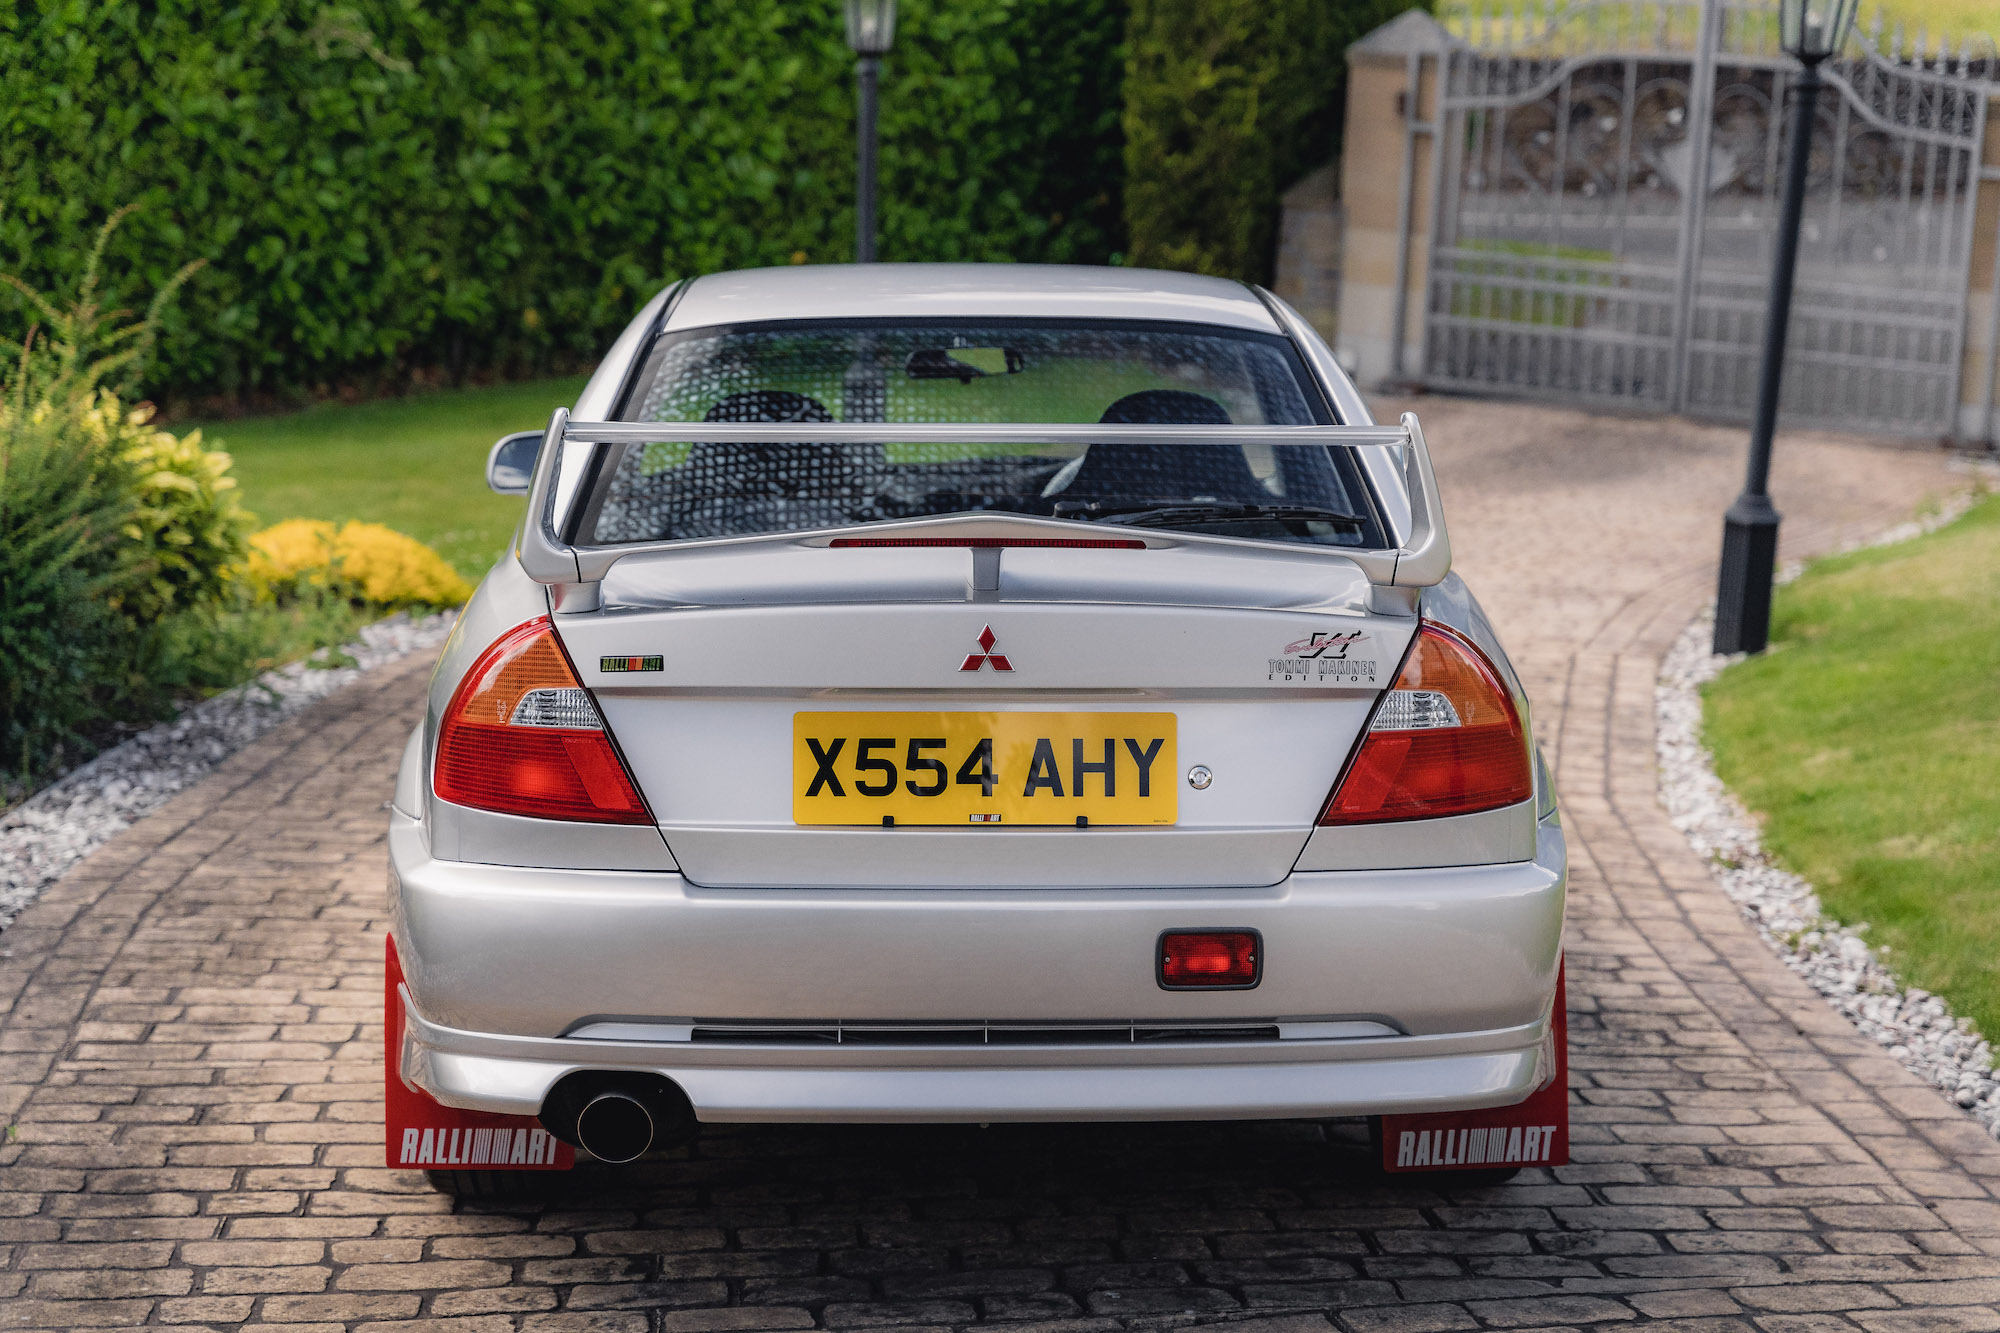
[1122,0,1420,284]
[0,1,1127,403]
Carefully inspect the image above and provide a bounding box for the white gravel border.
[1656,476,2000,1136]
[0,610,456,933]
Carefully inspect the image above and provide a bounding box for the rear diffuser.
[384,935,573,1171]
[1379,960,1569,1173]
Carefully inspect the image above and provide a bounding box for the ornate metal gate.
[1421,0,1992,437]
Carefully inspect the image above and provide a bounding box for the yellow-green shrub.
[246,518,471,609]
[0,211,221,783]
[103,399,252,622]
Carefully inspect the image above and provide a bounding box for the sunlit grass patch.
[1435,0,1996,52]
[1703,491,2000,1036]
[199,378,585,580]
[1449,240,1620,328]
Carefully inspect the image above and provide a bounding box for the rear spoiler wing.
[517,410,1450,597]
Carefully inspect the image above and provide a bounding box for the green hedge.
[1123,0,1420,284]
[0,1,1125,403]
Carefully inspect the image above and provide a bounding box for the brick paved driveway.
[6,400,1999,1332]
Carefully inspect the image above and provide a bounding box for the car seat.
[685,390,884,499]
[1047,389,1273,504]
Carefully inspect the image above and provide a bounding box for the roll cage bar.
[516,411,1451,596]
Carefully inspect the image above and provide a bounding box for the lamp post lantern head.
[1779,0,1860,61]
[845,0,897,56]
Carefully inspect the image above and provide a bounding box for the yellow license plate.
[794,712,1177,827]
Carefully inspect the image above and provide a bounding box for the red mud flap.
[385,935,574,1171]
[1380,961,1569,1173]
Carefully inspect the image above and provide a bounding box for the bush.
[247,519,472,609]
[0,388,138,778]
[130,584,371,705]
[103,403,253,623]
[0,0,1127,405]
[1122,0,1421,283]
[0,213,276,788]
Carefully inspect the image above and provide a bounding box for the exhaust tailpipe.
[541,1073,697,1162]
[576,1090,656,1163]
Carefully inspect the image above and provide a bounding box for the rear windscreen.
[575,320,1385,550]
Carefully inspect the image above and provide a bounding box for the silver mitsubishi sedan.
[384,264,1568,1190]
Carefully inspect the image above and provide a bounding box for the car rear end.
[385,267,1565,1168]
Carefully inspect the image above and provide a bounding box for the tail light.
[1319,623,1531,824]
[433,617,651,825]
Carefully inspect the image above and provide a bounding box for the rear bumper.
[397,989,1550,1122]
[388,812,1565,1123]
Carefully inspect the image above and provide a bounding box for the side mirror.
[486,431,542,495]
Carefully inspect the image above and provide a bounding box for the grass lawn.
[1704,491,2000,1036]
[1448,239,1618,328]
[1437,0,1997,48]
[1859,0,2000,44]
[199,377,585,580]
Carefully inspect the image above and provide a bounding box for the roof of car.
[664,263,1281,334]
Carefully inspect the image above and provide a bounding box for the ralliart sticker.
[1393,1122,1560,1169]
[395,1124,563,1169]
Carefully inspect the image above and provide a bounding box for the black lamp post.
[1712,0,1860,654]
[845,0,897,263]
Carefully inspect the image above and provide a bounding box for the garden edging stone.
[0,610,454,933]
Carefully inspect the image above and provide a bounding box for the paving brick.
[156,1295,256,1324]
[429,1287,561,1317]
[1851,1312,2000,1333]
[1467,1295,1638,1326]
[1881,1279,2000,1306]
[257,1291,423,1322]
[1338,1306,1480,1333]
[1628,1291,1744,1317]
[822,1302,979,1327]
[0,1297,156,1328]
[26,1267,194,1299]
[516,1317,650,1333]
[180,1240,324,1267]
[561,1281,730,1311]
[1730,1286,1898,1313]
[15,1239,176,1269]
[654,1313,817,1333]
[880,1269,1054,1299]
[430,1232,576,1259]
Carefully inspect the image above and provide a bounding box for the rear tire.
[425,1169,551,1200]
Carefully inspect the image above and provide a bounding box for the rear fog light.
[1159,930,1261,989]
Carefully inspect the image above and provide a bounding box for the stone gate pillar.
[1335,11,1453,392]
[1963,98,2000,446]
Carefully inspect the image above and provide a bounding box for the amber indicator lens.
[1159,930,1260,989]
